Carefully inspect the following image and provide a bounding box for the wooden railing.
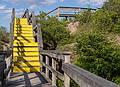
[21,9,120,87]
[0,8,15,86]
[22,9,44,69]
[22,9,43,49]
[40,50,120,87]
[10,8,15,49]
[0,50,12,87]
[40,50,71,87]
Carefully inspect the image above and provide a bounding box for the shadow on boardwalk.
[7,72,49,87]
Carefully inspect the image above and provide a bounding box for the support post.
[64,54,70,87]
[37,23,44,72]
[26,9,29,20]
[3,44,7,52]
[45,56,49,78]
[52,58,56,86]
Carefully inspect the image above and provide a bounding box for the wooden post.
[3,44,7,51]
[26,9,29,20]
[64,54,70,87]
[45,56,49,78]
[52,58,56,86]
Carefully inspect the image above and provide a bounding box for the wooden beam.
[63,55,70,87]
[63,63,119,87]
[42,62,64,80]
[52,58,56,86]
[45,56,49,78]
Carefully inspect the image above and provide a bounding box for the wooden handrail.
[63,63,119,87]
[22,9,43,51]
[10,8,15,49]
[22,9,29,18]
[40,50,120,87]
[40,50,71,86]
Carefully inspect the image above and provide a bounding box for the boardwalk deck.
[7,72,51,87]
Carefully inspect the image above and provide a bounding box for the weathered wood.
[42,62,64,81]
[10,8,15,49]
[41,50,72,55]
[41,52,64,60]
[22,9,29,18]
[45,56,49,78]
[63,63,120,87]
[52,58,56,86]
[41,50,71,60]
[64,55,70,87]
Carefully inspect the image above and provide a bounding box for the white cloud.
[79,0,106,5]
[5,0,64,8]
[0,5,11,13]
[29,4,37,9]
[0,5,6,9]
[40,0,57,5]
[60,0,64,2]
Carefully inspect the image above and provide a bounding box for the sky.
[0,0,106,31]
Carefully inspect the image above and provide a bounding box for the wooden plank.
[41,52,64,60]
[52,58,56,86]
[45,56,49,78]
[42,62,64,81]
[64,55,70,87]
[41,50,72,55]
[62,63,119,87]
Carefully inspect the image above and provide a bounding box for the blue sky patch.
[0,0,106,30]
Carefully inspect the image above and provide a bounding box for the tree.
[74,0,120,85]
[0,26,9,51]
[75,9,93,25]
[92,0,120,33]
[75,31,120,84]
[103,0,120,14]
[38,12,70,50]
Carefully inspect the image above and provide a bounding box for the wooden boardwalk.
[7,72,51,87]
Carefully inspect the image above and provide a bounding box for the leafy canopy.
[38,12,70,50]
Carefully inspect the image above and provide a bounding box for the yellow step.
[14,27,32,31]
[14,39,35,43]
[14,30,33,34]
[14,40,35,43]
[14,33,33,37]
[14,42,38,46]
[13,56,39,61]
[14,61,40,67]
[13,51,39,56]
[13,47,38,52]
[14,25,32,28]
[14,36,34,40]
[12,66,40,72]
[15,18,28,25]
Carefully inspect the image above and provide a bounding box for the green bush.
[0,26,9,51]
[38,12,70,50]
[75,31,120,83]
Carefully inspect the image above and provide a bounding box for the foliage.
[73,0,120,85]
[38,12,70,50]
[75,9,94,25]
[93,9,120,33]
[0,26,9,43]
[0,26,9,51]
[37,0,120,85]
[56,79,63,87]
[75,31,120,82]
[103,0,120,14]
[56,79,79,87]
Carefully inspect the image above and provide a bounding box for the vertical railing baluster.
[64,54,70,87]
[52,57,56,86]
[45,56,49,78]
[26,9,29,20]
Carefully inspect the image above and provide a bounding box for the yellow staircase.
[12,18,40,72]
